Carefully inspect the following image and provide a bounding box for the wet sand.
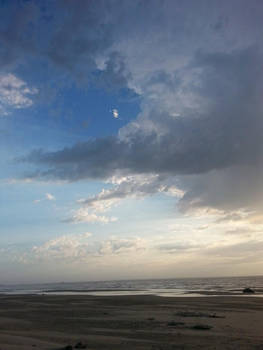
[0,294,262,349]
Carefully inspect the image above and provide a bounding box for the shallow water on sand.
[1,275,263,297]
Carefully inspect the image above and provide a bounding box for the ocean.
[1,275,263,297]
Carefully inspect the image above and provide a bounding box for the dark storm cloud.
[24,47,263,182]
[46,1,113,77]
[0,1,39,69]
[6,0,263,214]
[0,0,129,89]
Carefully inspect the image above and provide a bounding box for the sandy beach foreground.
[0,295,262,350]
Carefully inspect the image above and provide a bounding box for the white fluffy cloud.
[28,233,145,263]
[112,108,119,119]
[66,174,184,225]
[0,74,37,115]
[78,174,183,213]
[98,237,145,255]
[45,193,55,201]
[65,207,117,224]
[33,192,56,203]
[5,223,263,277]
[31,232,92,262]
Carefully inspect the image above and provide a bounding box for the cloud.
[25,233,145,263]
[24,47,263,215]
[224,228,256,236]
[31,232,92,263]
[0,1,39,69]
[157,242,201,254]
[70,174,183,223]
[204,240,263,263]
[112,108,119,119]
[78,174,183,214]
[45,193,55,201]
[5,229,263,275]
[0,74,37,115]
[11,1,263,217]
[64,207,117,224]
[24,44,263,175]
[98,237,145,255]
[95,52,131,90]
[214,212,247,224]
[33,192,56,203]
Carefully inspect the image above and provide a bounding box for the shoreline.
[0,294,262,349]
[1,289,263,297]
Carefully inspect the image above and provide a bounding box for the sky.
[1,0,263,283]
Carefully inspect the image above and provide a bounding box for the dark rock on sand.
[167,321,185,327]
[177,311,224,318]
[191,324,213,330]
[243,287,255,294]
[75,342,87,349]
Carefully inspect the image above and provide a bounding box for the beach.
[0,295,262,349]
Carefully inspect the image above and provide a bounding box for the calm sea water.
[1,276,263,297]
